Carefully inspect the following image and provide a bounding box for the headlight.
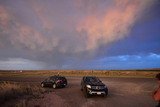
[86,85,91,88]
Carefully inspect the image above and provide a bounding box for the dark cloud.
[0,0,159,69]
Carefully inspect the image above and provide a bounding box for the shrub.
[0,81,45,106]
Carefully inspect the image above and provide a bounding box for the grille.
[91,86,105,90]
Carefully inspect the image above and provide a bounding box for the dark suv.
[41,75,67,89]
[81,76,108,98]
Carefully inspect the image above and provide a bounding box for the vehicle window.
[54,77,61,80]
[46,78,50,81]
[55,76,63,79]
[55,77,59,80]
[49,76,65,81]
[49,77,55,81]
[50,76,56,79]
[59,77,65,80]
[86,77,100,82]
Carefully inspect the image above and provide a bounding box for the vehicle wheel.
[84,88,90,98]
[41,83,44,87]
[105,91,108,96]
[81,87,83,91]
[103,91,108,97]
[53,84,56,89]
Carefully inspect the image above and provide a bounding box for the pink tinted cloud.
[0,5,57,52]
[76,0,154,51]
[0,5,10,29]
[29,1,54,31]
[0,0,155,54]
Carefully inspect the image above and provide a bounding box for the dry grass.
[0,70,159,78]
[0,81,45,106]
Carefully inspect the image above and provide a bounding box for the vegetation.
[0,70,159,106]
[0,70,159,78]
[0,81,45,106]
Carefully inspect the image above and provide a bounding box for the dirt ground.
[0,77,158,107]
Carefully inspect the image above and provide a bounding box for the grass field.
[0,70,160,78]
[0,70,159,107]
[0,81,45,106]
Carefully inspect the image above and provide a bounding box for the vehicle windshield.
[86,77,100,82]
[57,77,65,80]
[50,76,65,80]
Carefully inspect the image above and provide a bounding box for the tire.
[105,92,108,96]
[84,88,90,98]
[103,91,108,97]
[105,90,108,96]
[81,86,83,91]
[53,84,56,89]
[41,83,44,87]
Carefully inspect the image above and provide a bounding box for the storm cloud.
[0,0,159,69]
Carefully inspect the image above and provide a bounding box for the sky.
[0,0,160,70]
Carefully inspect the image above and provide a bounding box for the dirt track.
[0,77,158,107]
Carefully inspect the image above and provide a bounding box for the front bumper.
[87,88,107,95]
[88,90,106,95]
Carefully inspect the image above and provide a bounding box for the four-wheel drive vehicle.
[41,75,67,89]
[81,76,108,98]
